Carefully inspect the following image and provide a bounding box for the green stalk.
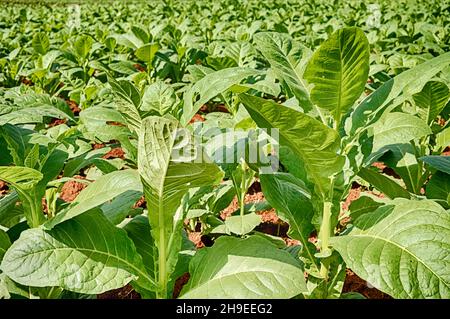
[319,201,332,280]
[156,197,167,299]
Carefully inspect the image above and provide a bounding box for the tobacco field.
[0,0,449,299]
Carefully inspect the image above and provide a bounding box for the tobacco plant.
[0,0,449,300]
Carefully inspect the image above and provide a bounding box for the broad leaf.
[304,27,369,125]
[260,172,318,267]
[45,170,142,229]
[239,93,344,197]
[347,52,450,135]
[32,32,49,55]
[371,113,431,153]
[181,67,260,125]
[358,167,411,199]
[413,81,450,124]
[135,43,159,63]
[141,80,177,115]
[138,116,223,296]
[426,172,450,207]
[1,210,155,294]
[348,194,385,220]
[419,155,450,175]
[254,32,313,112]
[331,199,450,298]
[180,236,307,298]
[224,212,261,235]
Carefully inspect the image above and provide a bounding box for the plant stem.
[157,197,167,299]
[319,201,332,280]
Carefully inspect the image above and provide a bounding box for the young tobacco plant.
[237,27,450,298]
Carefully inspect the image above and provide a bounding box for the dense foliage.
[0,0,449,299]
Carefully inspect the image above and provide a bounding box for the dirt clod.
[60,176,86,203]
[102,147,125,159]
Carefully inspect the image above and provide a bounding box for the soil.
[48,118,67,127]
[19,76,33,86]
[188,113,205,124]
[106,121,126,127]
[66,99,81,116]
[133,196,146,209]
[102,147,125,160]
[173,273,190,299]
[0,180,8,195]
[371,161,401,179]
[133,63,146,72]
[97,284,141,299]
[188,231,205,249]
[92,143,105,150]
[59,175,87,203]
[342,269,392,299]
[443,146,450,156]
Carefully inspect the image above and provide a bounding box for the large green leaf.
[358,167,411,199]
[32,32,49,55]
[419,155,450,175]
[436,127,450,151]
[135,43,159,63]
[331,199,450,298]
[45,170,142,229]
[0,192,22,228]
[253,32,313,112]
[1,210,155,294]
[181,67,260,125]
[260,172,318,267]
[371,113,431,153]
[239,93,344,197]
[382,144,427,194]
[141,80,177,115]
[426,172,450,207]
[223,213,261,235]
[138,116,223,296]
[0,166,45,227]
[0,229,11,262]
[413,81,450,124]
[180,236,307,298]
[347,52,450,135]
[304,27,369,125]
[123,215,157,298]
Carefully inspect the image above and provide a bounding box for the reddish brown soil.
[437,117,446,127]
[188,232,205,249]
[106,121,126,127]
[59,175,86,202]
[443,147,450,156]
[48,118,67,127]
[92,143,105,150]
[102,147,125,159]
[173,273,190,299]
[371,162,401,179]
[218,182,290,238]
[343,269,392,299]
[66,99,81,116]
[188,114,205,124]
[133,63,146,72]
[0,180,8,195]
[97,284,141,299]
[215,104,229,113]
[19,76,33,86]
[133,196,146,209]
